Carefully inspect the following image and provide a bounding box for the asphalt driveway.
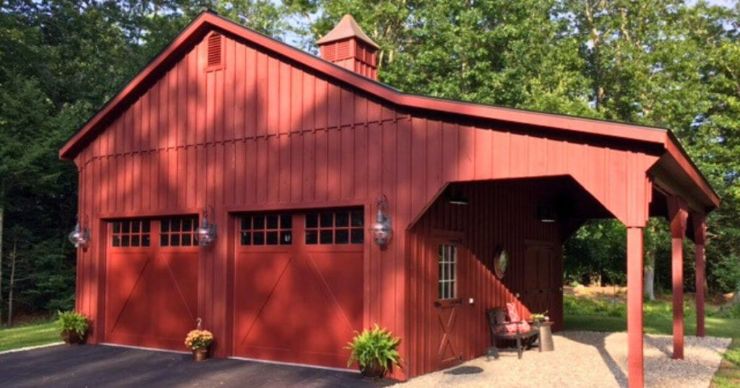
[0,344,388,387]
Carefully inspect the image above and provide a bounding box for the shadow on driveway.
[0,345,392,388]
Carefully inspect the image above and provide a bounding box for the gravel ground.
[397,331,730,388]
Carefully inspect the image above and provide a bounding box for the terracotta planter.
[360,360,388,378]
[61,330,87,345]
[192,348,209,361]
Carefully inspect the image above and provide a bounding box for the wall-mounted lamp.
[371,194,392,248]
[537,205,557,223]
[197,209,217,247]
[447,187,469,206]
[493,246,509,279]
[68,221,90,250]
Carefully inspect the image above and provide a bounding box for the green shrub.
[346,324,401,373]
[57,311,89,337]
[708,253,740,294]
[709,303,740,319]
[564,295,625,317]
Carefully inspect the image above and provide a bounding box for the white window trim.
[438,244,457,300]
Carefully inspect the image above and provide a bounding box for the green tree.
[289,0,594,114]
[0,0,737,322]
[293,0,738,294]
[0,0,290,324]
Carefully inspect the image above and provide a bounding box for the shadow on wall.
[81,22,649,370]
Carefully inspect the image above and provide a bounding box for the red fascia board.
[59,12,718,209]
[664,133,720,209]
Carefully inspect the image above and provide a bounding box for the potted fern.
[57,311,89,345]
[346,324,401,378]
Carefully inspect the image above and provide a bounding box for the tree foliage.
[0,0,737,323]
[288,0,738,293]
[0,0,287,323]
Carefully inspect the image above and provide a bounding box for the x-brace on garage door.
[104,217,199,351]
[233,208,365,368]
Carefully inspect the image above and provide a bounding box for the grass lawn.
[564,294,740,387]
[0,320,60,352]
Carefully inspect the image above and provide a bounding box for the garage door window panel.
[111,219,151,248]
[240,213,292,246]
[305,208,363,245]
[160,216,198,247]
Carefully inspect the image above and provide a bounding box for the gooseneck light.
[68,222,90,249]
[371,194,392,248]
[197,209,217,247]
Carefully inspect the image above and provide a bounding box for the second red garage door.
[233,208,364,368]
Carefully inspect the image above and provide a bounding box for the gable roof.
[59,11,719,209]
[316,14,380,49]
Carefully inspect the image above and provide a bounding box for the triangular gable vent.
[207,32,223,70]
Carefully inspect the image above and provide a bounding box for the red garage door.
[233,209,364,368]
[104,217,199,351]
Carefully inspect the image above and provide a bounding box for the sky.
[688,0,738,10]
[281,0,737,50]
[702,0,737,7]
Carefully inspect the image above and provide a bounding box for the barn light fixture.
[493,246,509,279]
[197,209,217,247]
[371,194,392,248]
[68,221,90,249]
[447,187,469,206]
[537,204,557,223]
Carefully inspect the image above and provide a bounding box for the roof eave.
[61,12,672,161]
[662,131,720,210]
[58,12,720,213]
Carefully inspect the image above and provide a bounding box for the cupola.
[317,15,379,80]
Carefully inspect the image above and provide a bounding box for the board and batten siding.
[406,179,566,376]
[73,29,661,378]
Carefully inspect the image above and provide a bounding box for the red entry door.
[522,241,561,326]
[104,217,199,351]
[233,210,364,368]
[432,237,465,369]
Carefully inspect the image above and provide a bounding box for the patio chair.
[486,303,539,360]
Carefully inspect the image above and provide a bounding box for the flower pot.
[360,360,387,378]
[61,330,87,345]
[192,348,209,361]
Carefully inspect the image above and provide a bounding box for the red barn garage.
[60,12,718,386]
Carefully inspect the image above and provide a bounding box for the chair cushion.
[496,323,527,335]
[506,303,521,322]
[506,303,531,332]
